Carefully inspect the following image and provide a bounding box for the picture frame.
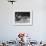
[9,10,33,26]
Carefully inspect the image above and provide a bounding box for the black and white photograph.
[15,11,32,26]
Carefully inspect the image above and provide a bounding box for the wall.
[0,0,46,41]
